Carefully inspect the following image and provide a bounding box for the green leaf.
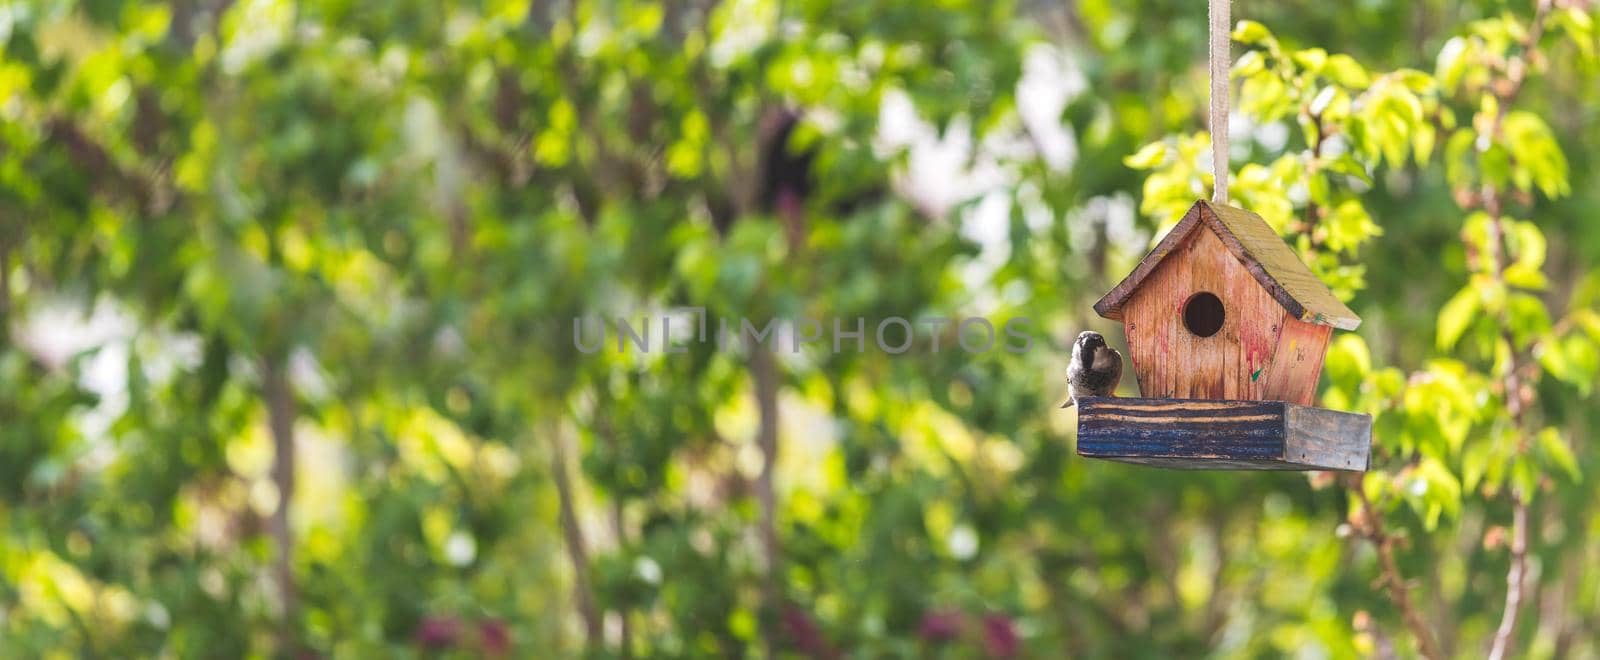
[1239,72,1292,122]
[1232,20,1272,45]
[1507,293,1552,348]
[1323,54,1370,87]
[1559,334,1599,393]
[1511,221,1547,271]
[1503,221,1549,289]
[1324,200,1381,255]
[1461,440,1490,493]
[1362,471,1389,505]
[1306,171,1331,206]
[1412,122,1436,167]
[1324,334,1371,386]
[1504,264,1549,290]
[1537,428,1580,481]
[1444,129,1476,187]
[1437,286,1479,350]
[1554,8,1595,60]
[1435,36,1472,91]
[1232,50,1266,77]
[1123,141,1169,169]
[1293,48,1328,73]
[1414,457,1462,528]
[1540,328,1600,393]
[1512,454,1541,496]
[1480,144,1512,190]
[1397,69,1436,93]
[1325,153,1372,184]
[1460,212,1493,269]
[1502,111,1571,198]
[1477,274,1508,314]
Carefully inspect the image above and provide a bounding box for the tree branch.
[261,354,300,653]
[550,420,603,647]
[1481,4,1551,656]
[1299,109,1443,657]
[612,492,633,658]
[750,343,782,657]
[0,238,11,346]
[1488,496,1531,660]
[1347,475,1445,660]
[45,117,165,213]
[598,416,635,658]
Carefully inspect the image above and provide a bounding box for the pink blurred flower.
[415,615,461,649]
[918,609,965,643]
[478,618,510,655]
[782,605,835,658]
[982,613,1019,658]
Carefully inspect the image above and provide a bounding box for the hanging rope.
[1209,0,1231,205]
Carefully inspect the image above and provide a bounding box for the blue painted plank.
[1074,396,1368,470]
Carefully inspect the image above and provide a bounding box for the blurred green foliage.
[1,0,1598,658]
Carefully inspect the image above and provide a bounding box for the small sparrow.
[1061,331,1122,408]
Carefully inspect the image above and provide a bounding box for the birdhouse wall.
[1120,225,1329,404]
[1260,315,1332,405]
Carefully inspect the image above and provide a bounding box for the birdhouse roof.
[1093,200,1361,330]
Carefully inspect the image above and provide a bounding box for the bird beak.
[1059,399,1074,409]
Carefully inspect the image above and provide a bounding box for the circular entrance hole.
[1183,292,1225,338]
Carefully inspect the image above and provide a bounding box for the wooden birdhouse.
[1075,200,1372,471]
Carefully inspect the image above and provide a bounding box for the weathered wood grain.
[1095,200,1361,330]
[1285,404,1372,471]
[1120,225,1283,400]
[1260,316,1332,405]
[1075,396,1371,471]
[1094,199,1354,405]
[1205,203,1360,331]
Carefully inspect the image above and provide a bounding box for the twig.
[1199,510,1233,642]
[1348,475,1446,660]
[750,343,783,656]
[550,420,603,647]
[1481,3,1552,656]
[0,238,10,345]
[1296,101,1441,657]
[1294,106,1441,656]
[45,117,168,214]
[261,355,300,653]
[1300,111,1327,249]
[599,416,635,658]
[1488,496,1531,660]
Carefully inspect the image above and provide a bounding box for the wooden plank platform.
[1074,396,1370,471]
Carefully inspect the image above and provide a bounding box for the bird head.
[1074,331,1105,365]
